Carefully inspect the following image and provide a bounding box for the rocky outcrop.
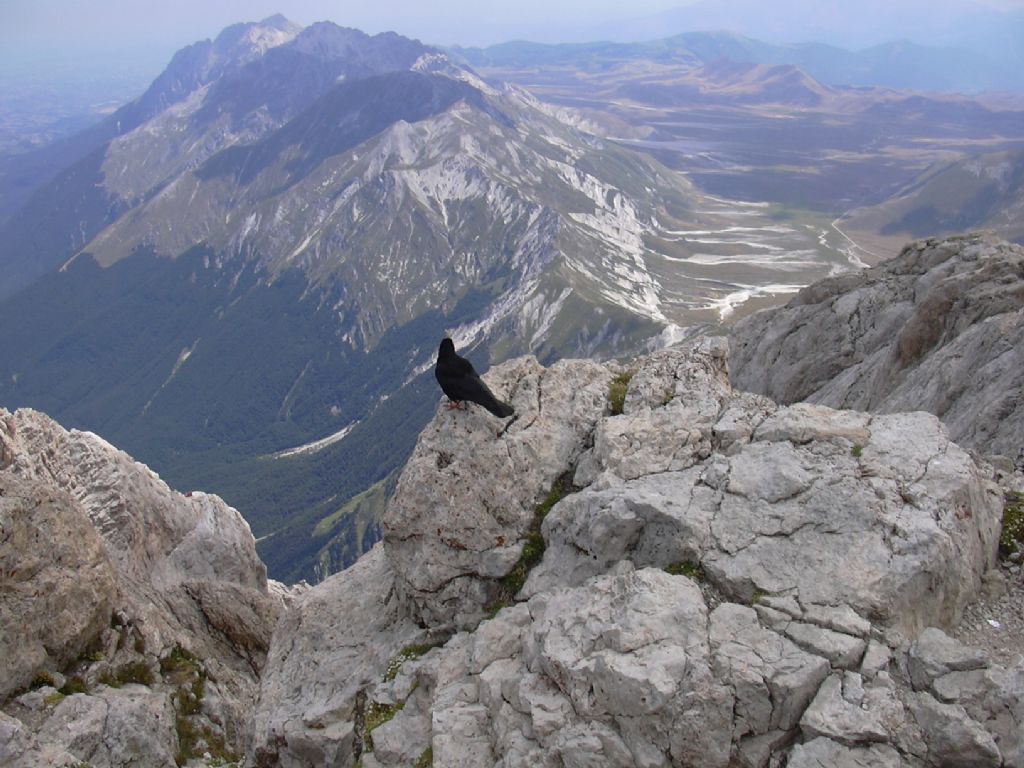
[250,337,1018,767]
[729,233,1024,464]
[0,409,284,765]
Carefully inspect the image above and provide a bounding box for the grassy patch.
[59,676,88,696]
[851,444,863,458]
[608,370,637,415]
[415,746,433,767]
[664,561,705,581]
[30,671,58,690]
[98,661,155,688]
[384,642,443,683]
[163,646,236,766]
[174,715,235,768]
[1000,492,1024,558]
[44,692,66,707]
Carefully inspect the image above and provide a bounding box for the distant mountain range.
[452,29,1024,94]
[584,0,1024,62]
[1,17,848,583]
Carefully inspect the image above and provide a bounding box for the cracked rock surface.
[251,336,1020,767]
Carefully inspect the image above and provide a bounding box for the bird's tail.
[486,399,515,419]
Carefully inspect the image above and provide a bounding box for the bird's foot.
[445,401,466,410]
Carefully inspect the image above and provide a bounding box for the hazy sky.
[3,0,1024,68]
[3,0,693,54]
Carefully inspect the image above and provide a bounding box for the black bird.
[434,338,515,419]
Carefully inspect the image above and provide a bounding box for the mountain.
[453,29,1024,94]
[588,0,1024,57]
[0,15,303,227]
[837,149,1024,249]
[0,19,853,583]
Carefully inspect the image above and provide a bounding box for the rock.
[860,640,893,679]
[249,545,424,767]
[709,603,829,734]
[909,692,1002,767]
[522,391,1000,638]
[382,355,614,629]
[801,603,873,638]
[786,737,903,768]
[0,711,80,768]
[0,408,283,758]
[527,568,734,768]
[36,686,178,767]
[799,673,890,745]
[730,233,1024,460]
[908,628,989,692]
[0,473,118,699]
[589,337,732,482]
[782,623,866,670]
[931,666,1024,768]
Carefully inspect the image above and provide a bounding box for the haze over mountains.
[1,8,1022,582]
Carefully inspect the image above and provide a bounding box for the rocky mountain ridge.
[5,315,1021,766]
[730,233,1024,464]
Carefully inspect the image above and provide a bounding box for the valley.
[462,44,1024,236]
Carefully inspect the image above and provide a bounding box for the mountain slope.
[0,15,302,227]
[0,19,432,301]
[838,149,1024,248]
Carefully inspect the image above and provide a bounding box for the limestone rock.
[908,628,989,692]
[383,355,614,629]
[36,686,178,767]
[249,545,424,767]
[709,603,829,735]
[909,692,1002,767]
[799,673,890,745]
[786,737,903,768]
[730,233,1024,462]
[0,711,81,768]
[527,401,1000,638]
[0,407,283,758]
[0,473,118,699]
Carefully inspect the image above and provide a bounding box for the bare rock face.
[0,408,285,764]
[0,473,118,699]
[249,545,423,768]
[730,233,1024,464]
[252,337,1019,768]
[382,355,614,630]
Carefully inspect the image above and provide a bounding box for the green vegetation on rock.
[98,661,155,688]
[608,369,636,415]
[664,561,705,581]
[384,642,443,682]
[1000,492,1024,557]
